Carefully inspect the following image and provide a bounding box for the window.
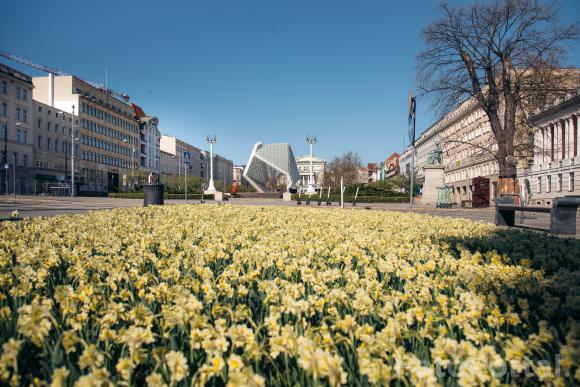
[16,86,21,99]
[47,122,51,131]
[1,123,6,139]
[55,124,59,133]
[38,119,42,128]
[22,109,27,122]
[23,154,28,168]
[38,106,42,112]
[38,135,42,149]
[0,102,6,117]
[55,139,59,152]
[537,176,542,193]
[547,175,551,193]
[22,89,28,101]
[47,138,51,151]
[23,131,27,144]
[16,107,21,121]
[1,80,6,94]
[557,174,563,192]
[16,129,21,143]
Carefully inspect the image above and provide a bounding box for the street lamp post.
[71,105,76,198]
[305,135,317,194]
[3,121,7,195]
[184,157,190,202]
[205,135,217,193]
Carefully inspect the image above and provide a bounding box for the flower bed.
[0,205,578,385]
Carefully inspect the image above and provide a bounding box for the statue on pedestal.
[426,144,443,165]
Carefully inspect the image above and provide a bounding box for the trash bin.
[143,183,164,206]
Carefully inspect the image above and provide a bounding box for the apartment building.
[131,104,160,180]
[0,63,34,194]
[33,75,139,193]
[32,100,74,193]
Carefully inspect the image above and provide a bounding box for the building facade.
[160,135,202,190]
[0,64,34,194]
[32,100,75,193]
[202,152,234,187]
[132,104,160,179]
[384,152,400,179]
[520,92,579,205]
[33,75,139,193]
[295,154,326,187]
[400,98,501,203]
[160,135,233,189]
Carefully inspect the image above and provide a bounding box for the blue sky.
[1,0,579,165]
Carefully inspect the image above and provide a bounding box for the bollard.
[144,183,164,206]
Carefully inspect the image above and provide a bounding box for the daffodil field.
[0,205,579,386]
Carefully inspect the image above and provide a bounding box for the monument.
[421,144,446,205]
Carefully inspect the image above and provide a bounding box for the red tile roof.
[131,103,146,119]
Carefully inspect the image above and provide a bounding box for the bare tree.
[418,0,579,178]
[324,151,363,188]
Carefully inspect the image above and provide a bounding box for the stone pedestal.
[421,165,445,205]
[213,192,223,202]
[283,192,292,201]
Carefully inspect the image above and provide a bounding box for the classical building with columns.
[519,92,579,206]
[295,154,326,188]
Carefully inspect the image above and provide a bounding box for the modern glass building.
[243,142,300,193]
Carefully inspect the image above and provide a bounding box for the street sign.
[408,91,416,146]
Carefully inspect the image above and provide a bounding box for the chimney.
[48,73,54,107]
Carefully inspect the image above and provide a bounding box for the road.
[0,195,577,237]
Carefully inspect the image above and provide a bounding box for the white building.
[295,154,326,188]
[520,92,579,206]
[400,98,501,203]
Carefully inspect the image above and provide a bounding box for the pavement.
[0,195,578,237]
